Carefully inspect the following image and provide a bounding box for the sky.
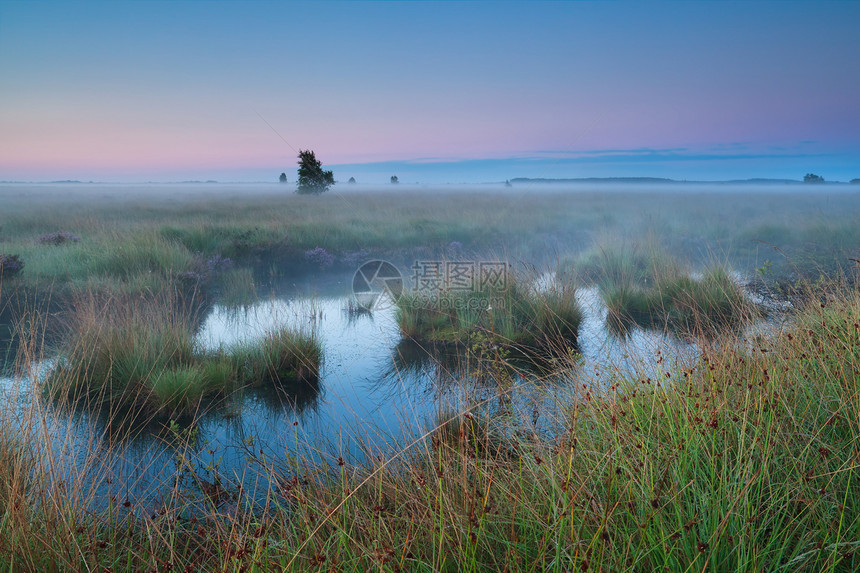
[1,0,859,184]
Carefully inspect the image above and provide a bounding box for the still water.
[1,273,710,510]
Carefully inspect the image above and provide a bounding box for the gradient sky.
[1,0,859,183]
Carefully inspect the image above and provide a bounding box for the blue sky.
[1,1,858,183]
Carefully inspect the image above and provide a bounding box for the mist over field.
[1,0,860,569]
[2,180,858,291]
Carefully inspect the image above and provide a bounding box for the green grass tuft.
[45,292,320,420]
[396,266,582,358]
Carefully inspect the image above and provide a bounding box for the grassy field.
[0,183,859,571]
[0,281,857,571]
[1,183,858,298]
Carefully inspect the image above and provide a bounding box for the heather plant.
[0,254,24,279]
[202,253,234,274]
[304,246,335,269]
[37,231,81,246]
[177,252,236,286]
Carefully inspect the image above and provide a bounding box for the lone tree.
[279,172,287,183]
[348,176,356,184]
[803,173,825,183]
[296,150,334,194]
[390,175,399,184]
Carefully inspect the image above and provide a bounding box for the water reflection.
[0,273,740,508]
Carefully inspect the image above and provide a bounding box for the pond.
[0,270,761,512]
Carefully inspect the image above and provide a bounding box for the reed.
[45,291,321,420]
[0,282,857,571]
[396,265,583,357]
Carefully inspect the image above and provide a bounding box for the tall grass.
[45,291,321,421]
[45,292,201,419]
[230,326,322,386]
[0,282,858,570]
[603,265,754,333]
[1,184,859,570]
[573,239,756,334]
[572,234,683,289]
[230,285,860,571]
[397,265,583,358]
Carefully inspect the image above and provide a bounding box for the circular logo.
[352,260,403,311]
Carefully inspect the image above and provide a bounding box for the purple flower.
[447,241,463,252]
[38,231,81,246]
[180,253,234,285]
[0,254,24,278]
[205,254,234,274]
[305,247,335,269]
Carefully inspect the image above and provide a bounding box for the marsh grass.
[603,265,754,334]
[2,185,856,286]
[1,186,858,308]
[45,291,321,420]
[0,427,35,518]
[573,239,756,334]
[229,326,322,387]
[397,265,583,359]
[0,282,858,570]
[1,185,859,570]
[242,285,860,572]
[45,292,199,418]
[573,234,683,289]
[212,267,258,307]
